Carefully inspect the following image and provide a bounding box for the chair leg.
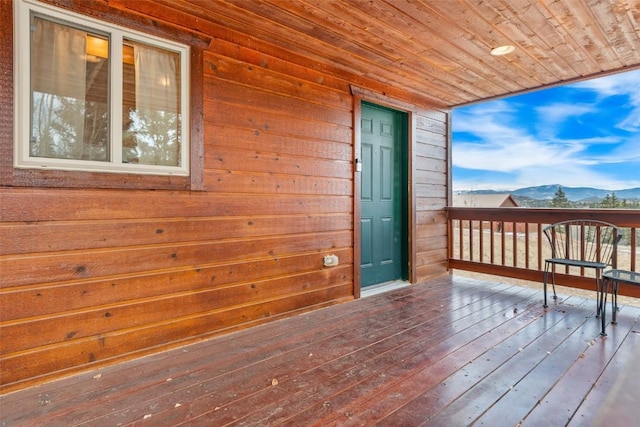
[612,280,619,325]
[600,279,607,336]
[543,262,558,308]
[596,277,602,318]
[543,262,549,308]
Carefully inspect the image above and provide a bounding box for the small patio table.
[600,269,640,335]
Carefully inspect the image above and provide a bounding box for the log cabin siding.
[0,0,448,392]
[414,112,449,280]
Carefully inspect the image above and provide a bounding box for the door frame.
[351,85,417,298]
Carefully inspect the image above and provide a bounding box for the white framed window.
[14,0,190,176]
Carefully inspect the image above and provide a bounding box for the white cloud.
[535,103,593,125]
[573,69,640,131]
[454,130,640,188]
[453,103,585,173]
[574,70,640,98]
[452,78,640,192]
[454,137,577,172]
[617,108,640,131]
[597,134,640,163]
[533,103,595,139]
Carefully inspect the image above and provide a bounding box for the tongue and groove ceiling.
[124,0,640,108]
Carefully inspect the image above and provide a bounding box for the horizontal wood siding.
[414,111,449,281]
[0,0,449,392]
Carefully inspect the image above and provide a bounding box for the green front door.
[360,102,407,287]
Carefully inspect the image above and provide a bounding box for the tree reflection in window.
[30,17,109,161]
[123,41,181,167]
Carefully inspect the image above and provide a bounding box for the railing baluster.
[525,222,530,269]
[479,220,484,263]
[580,224,586,276]
[632,227,637,272]
[512,222,517,267]
[469,220,473,261]
[537,223,542,271]
[501,222,506,266]
[458,219,463,260]
[490,221,495,265]
[565,224,570,274]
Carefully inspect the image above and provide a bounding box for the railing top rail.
[446,207,640,227]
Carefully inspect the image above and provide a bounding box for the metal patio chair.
[543,220,621,316]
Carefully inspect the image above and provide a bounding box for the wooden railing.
[447,208,640,298]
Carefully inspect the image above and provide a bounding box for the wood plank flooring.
[1,275,639,426]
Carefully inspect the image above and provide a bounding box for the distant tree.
[601,192,620,208]
[551,186,571,207]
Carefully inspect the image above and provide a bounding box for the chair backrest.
[543,219,622,266]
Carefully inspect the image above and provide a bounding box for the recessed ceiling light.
[490,45,515,56]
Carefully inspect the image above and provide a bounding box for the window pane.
[30,16,109,161]
[123,40,181,167]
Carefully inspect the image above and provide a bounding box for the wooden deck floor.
[2,275,640,426]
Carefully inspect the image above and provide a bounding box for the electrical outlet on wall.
[323,254,339,267]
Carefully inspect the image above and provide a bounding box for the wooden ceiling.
[131,0,640,109]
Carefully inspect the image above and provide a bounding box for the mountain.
[458,185,640,202]
[513,185,607,201]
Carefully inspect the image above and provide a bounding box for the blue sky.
[452,68,640,192]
